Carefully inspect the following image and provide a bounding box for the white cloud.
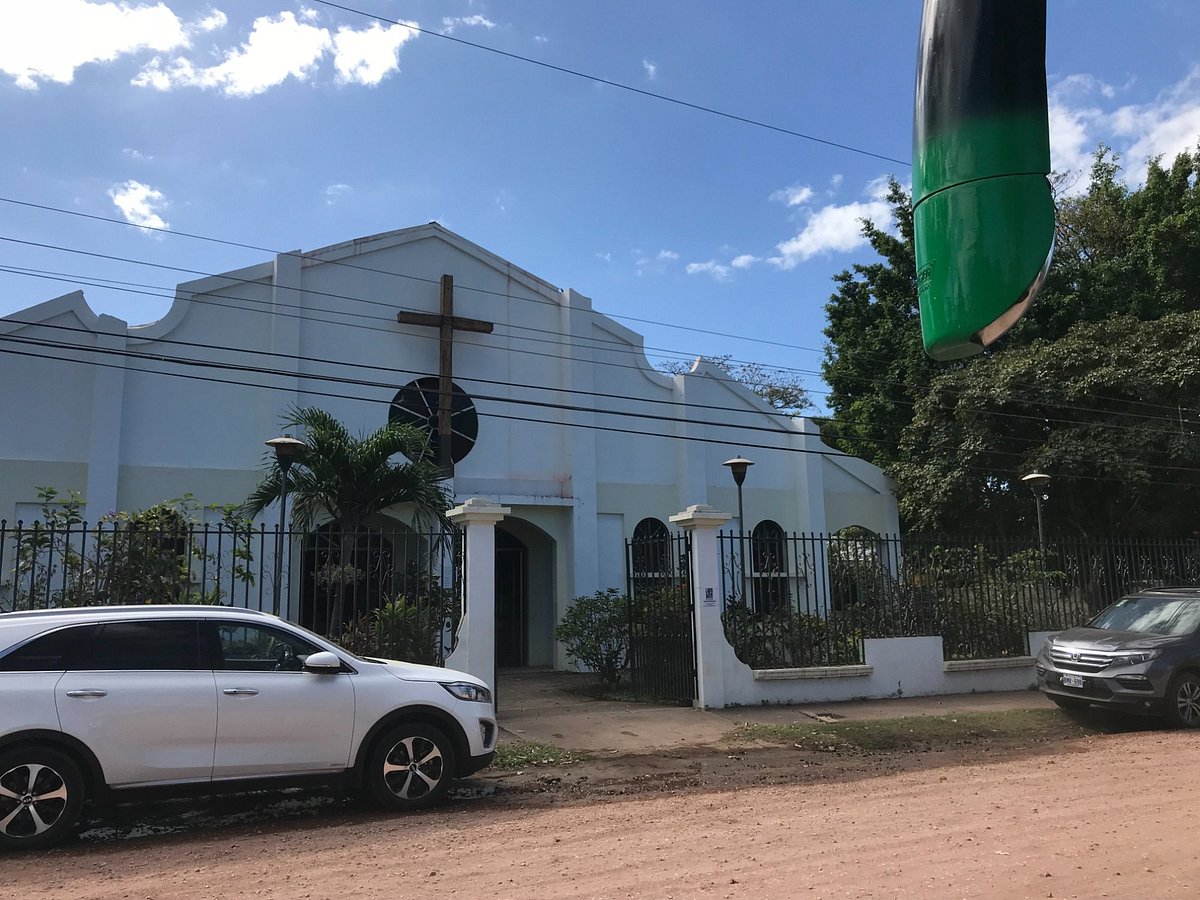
[595,251,612,263]
[332,21,417,86]
[685,260,731,282]
[534,34,548,44]
[442,15,495,35]
[1110,66,1200,176]
[769,179,893,270]
[730,254,759,269]
[323,183,351,205]
[134,11,330,96]
[109,180,169,231]
[194,10,228,33]
[656,250,679,262]
[0,0,188,89]
[121,147,153,161]
[769,183,814,207]
[132,12,425,95]
[642,59,657,80]
[1049,67,1200,191]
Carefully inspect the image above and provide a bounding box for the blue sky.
[3,1,1200,414]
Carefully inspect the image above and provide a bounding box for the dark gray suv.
[1036,587,1200,727]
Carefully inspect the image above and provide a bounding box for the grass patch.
[492,739,586,770]
[728,708,1146,753]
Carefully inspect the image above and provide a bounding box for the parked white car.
[0,605,496,849]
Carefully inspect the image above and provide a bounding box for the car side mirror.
[303,651,343,673]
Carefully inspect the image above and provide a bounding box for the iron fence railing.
[0,519,463,665]
[719,531,1200,665]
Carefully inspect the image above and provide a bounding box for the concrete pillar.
[445,498,510,688]
[84,315,128,517]
[669,504,732,709]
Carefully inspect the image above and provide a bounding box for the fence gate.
[625,530,695,705]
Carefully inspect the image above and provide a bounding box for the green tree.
[820,149,1200,536]
[819,178,941,469]
[243,407,451,629]
[892,312,1200,537]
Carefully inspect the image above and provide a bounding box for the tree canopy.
[821,147,1200,538]
[658,355,812,416]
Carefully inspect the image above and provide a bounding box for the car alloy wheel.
[0,749,85,850]
[366,723,456,811]
[1169,673,1200,728]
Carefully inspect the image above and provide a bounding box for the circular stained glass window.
[388,377,479,465]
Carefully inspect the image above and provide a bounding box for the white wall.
[715,635,1043,707]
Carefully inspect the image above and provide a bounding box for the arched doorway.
[495,529,527,668]
[495,518,556,668]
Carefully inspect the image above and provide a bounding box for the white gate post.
[445,498,510,687]
[670,504,732,709]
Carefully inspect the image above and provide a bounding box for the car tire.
[0,746,86,850]
[1166,672,1200,728]
[1049,695,1090,711]
[365,723,456,812]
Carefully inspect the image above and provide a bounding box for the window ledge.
[753,665,872,681]
[943,656,1034,673]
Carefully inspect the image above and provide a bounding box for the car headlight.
[1110,650,1162,666]
[442,682,493,703]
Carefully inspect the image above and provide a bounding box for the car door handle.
[65,690,108,699]
[222,688,259,696]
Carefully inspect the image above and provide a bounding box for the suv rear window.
[74,620,203,670]
[0,624,95,672]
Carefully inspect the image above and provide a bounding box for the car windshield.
[1087,596,1200,636]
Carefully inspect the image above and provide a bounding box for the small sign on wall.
[703,587,716,607]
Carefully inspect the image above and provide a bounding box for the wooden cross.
[395,274,493,474]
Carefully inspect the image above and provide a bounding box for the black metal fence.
[0,519,463,665]
[719,531,1200,665]
[625,531,695,704]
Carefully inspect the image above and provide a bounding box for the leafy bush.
[723,603,862,669]
[3,487,254,610]
[554,588,631,689]
[336,593,455,665]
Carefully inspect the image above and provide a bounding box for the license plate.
[1061,673,1085,689]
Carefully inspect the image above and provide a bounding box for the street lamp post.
[1021,472,1051,553]
[723,456,754,605]
[265,435,306,617]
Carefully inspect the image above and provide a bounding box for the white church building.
[0,223,898,670]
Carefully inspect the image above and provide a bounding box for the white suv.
[0,605,496,849]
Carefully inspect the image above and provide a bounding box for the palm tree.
[244,407,451,631]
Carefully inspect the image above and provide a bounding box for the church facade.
[0,224,898,668]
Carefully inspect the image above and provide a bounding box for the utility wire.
[3,198,1195,423]
[4,257,1196,441]
[307,0,910,167]
[3,338,1196,490]
[4,331,1200,482]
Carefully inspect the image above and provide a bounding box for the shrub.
[336,593,454,665]
[554,588,630,689]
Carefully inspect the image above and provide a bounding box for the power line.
[4,197,1195,424]
[4,331,1200,483]
[307,0,910,167]
[4,258,1196,444]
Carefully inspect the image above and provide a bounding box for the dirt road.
[5,730,1197,899]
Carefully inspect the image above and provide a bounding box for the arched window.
[751,520,790,613]
[629,517,674,592]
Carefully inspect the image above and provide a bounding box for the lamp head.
[722,456,754,487]
[266,435,306,471]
